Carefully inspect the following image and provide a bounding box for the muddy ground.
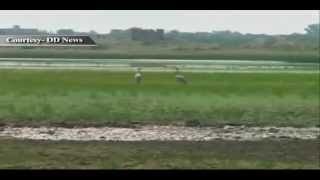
[0,125,318,141]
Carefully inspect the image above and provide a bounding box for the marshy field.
[0,56,319,169]
[0,10,319,170]
[0,69,318,127]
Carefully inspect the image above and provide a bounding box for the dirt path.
[0,125,318,141]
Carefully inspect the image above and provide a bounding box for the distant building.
[109,29,120,33]
[130,28,164,42]
[109,29,131,39]
[57,29,76,35]
[0,25,42,35]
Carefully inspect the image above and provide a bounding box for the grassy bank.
[0,139,318,169]
[0,70,318,127]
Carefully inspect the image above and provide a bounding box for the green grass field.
[0,139,318,169]
[0,69,318,127]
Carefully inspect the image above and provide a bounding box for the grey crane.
[134,67,142,84]
[175,67,187,84]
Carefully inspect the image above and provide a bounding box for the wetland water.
[0,58,318,72]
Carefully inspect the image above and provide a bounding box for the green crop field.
[0,69,318,127]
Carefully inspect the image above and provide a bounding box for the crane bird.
[134,67,142,84]
[175,67,187,84]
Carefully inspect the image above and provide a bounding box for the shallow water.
[0,58,317,73]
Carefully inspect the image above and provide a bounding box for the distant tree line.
[105,24,320,49]
[164,24,319,49]
[107,24,319,49]
[1,24,318,49]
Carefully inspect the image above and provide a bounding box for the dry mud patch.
[0,125,318,141]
